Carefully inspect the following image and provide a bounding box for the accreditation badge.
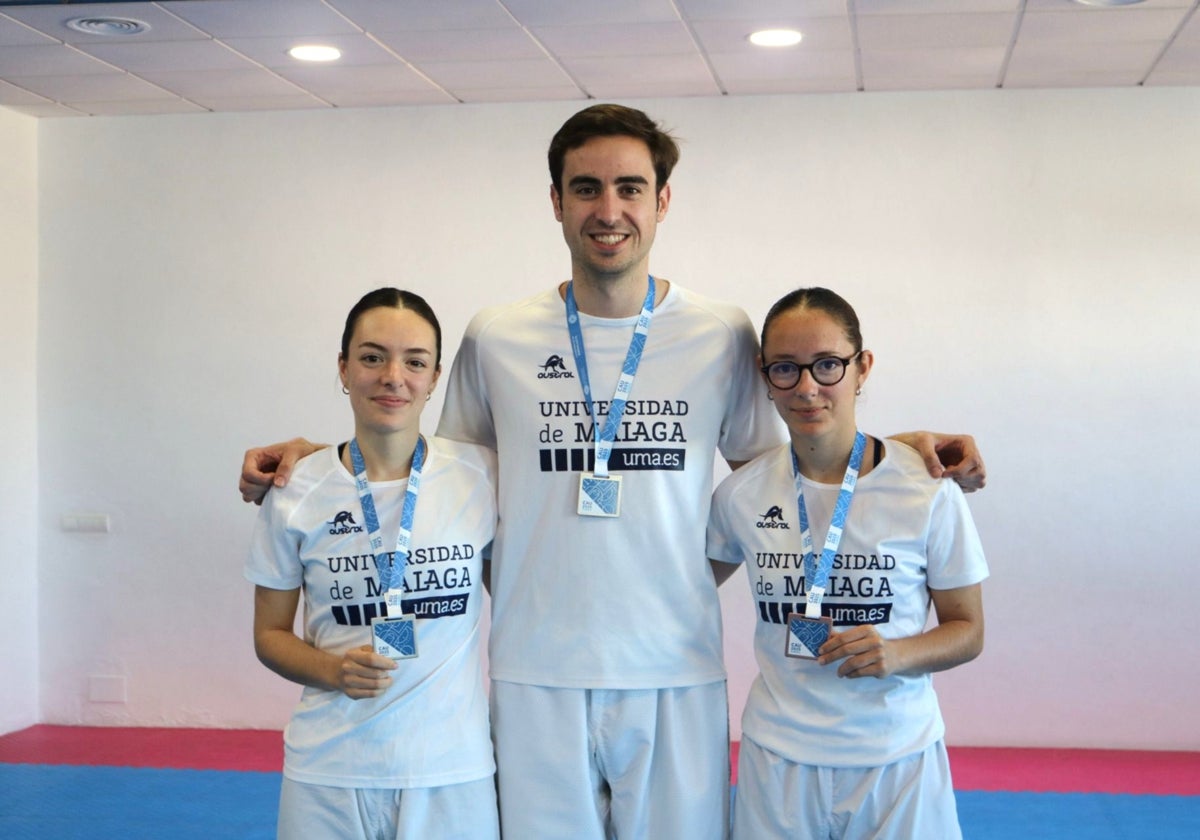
[785,612,832,660]
[577,472,622,517]
[371,614,418,660]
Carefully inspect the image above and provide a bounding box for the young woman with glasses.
[706,287,988,840]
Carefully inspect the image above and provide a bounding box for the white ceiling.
[1,0,1197,118]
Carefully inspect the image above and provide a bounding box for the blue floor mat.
[3,764,1199,839]
[0,764,280,840]
[957,790,1200,840]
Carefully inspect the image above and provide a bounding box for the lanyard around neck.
[349,436,426,597]
[791,430,866,619]
[564,276,656,478]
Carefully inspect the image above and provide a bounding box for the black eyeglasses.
[760,352,861,389]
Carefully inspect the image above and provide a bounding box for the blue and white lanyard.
[792,430,866,618]
[349,436,426,600]
[565,276,656,478]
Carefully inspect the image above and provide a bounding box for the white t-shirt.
[245,439,497,788]
[707,439,988,767]
[437,283,784,689]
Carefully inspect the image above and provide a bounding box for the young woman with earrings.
[246,288,499,840]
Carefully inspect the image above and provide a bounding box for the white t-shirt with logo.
[707,440,988,767]
[245,439,497,788]
[437,284,784,689]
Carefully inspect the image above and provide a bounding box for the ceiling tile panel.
[721,75,859,95]
[856,13,1017,50]
[501,0,681,27]
[1178,11,1200,46]
[0,0,1195,118]
[860,46,1009,78]
[1024,0,1193,10]
[1007,39,1168,76]
[161,0,361,38]
[0,14,58,47]
[856,0,1021,14]
[137,68,309,99]
[533,22,697,58]
[562,53,718,89]
[679,0,848,19]
[1144,69,1200,85]
[10,70,173,103]
[1004,69,1150,88]
[867,74,1000,91]
[584,79,724,99]
[78,39,260,73]
[274,62,451,100]
[6,101,86,117]
[1019,8,1191,44]
[0,76,51,105]
[219,33,403,69]
[454,85,584,103]
[1146,39,1200,71]
[325,0,519,32]
[416,57,574,90]
[690,17,855,53]
[373,28,545,63]
[77,98,208,116]
[0,44,124,76]
[2,2,209,43]
[707,47,858,85]
[184,94,329,112]
[316,87,454,108]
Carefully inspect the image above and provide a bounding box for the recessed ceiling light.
[287,44,342,62]
[749,29,803,48]
[1072,0,1146,6]
[65,17,151,36]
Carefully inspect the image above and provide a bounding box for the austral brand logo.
[537,354,575,379]
[328,511,364,535]
[756,505,790,529]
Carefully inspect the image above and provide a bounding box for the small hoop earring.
[341,385,350,395]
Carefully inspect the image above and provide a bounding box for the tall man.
[241,104,985,838]
[437,104,779,838]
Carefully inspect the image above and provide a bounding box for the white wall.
[33,89,1200,748]
[0,105,39,732]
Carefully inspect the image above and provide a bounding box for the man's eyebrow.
[566,174,650,187]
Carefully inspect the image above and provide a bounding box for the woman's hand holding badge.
[338,645,397,700]
[817,626,901,679]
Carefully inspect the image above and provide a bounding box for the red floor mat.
[4,726,1199,795]
[0,725,282,772]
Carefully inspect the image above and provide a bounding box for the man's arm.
[709,558,740,587]
[889,432,986,492]
[239,438,327,504]
[732,433,985,488]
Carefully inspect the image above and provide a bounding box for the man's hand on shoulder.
[240,438,325,504]
[890,431,986,492]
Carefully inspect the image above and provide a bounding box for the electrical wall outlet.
[61,513,111,533]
